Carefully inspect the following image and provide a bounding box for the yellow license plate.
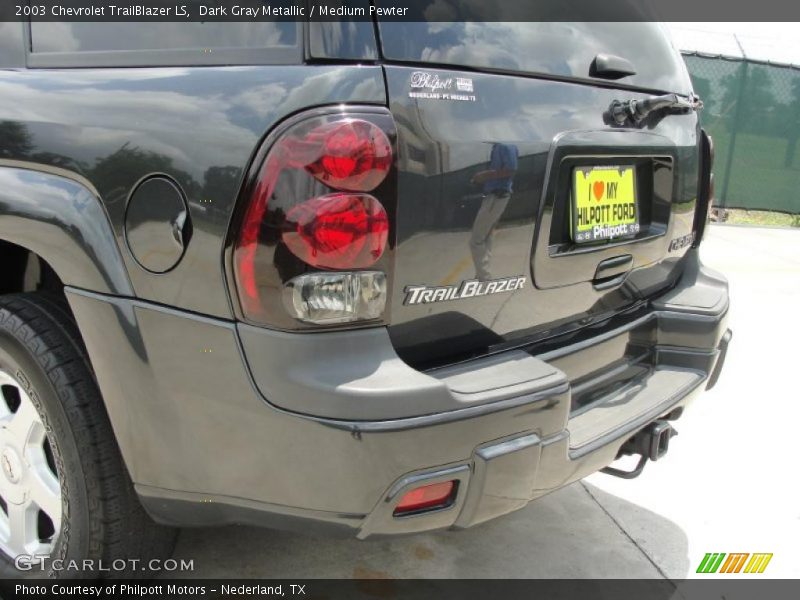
[572,166,639,243]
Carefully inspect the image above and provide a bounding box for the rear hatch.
[376,22,701,369]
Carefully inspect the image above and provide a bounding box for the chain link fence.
[683,53,800,214]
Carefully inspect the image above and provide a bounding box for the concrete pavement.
[585,224,800,579]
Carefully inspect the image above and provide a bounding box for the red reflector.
[394,481,456,515]
[283,193,389,269]
[305,120,391,192]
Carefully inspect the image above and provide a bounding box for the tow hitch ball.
[601,421,678,479]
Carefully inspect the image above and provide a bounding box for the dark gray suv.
[0,16,729,576]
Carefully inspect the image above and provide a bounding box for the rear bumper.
[67,251,729,537]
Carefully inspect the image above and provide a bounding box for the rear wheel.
[0,368,62,562]
[0,293,176,577]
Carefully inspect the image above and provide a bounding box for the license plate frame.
[571,165,640,244]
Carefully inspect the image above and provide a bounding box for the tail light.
[304,120,392,191]
[283,271,386,324]
[232,111,395,328]
[283,193,389,270]
[693,128,714,247]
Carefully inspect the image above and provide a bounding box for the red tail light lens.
[232,111,395,327]
[284,193,388,270]
[305,120,392,192]
[394,481,457,516]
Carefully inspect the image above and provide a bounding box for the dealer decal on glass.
[408,71,477,102]
[572,166,640,243]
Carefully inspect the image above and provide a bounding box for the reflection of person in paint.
[469,143,518,280]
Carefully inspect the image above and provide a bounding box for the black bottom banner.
[1,580,800,600]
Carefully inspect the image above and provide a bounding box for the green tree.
[784,75,800,168]
[0,121,33,158]
[90,143,199,208]
[737,65,777,134]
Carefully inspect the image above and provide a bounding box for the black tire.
[0,293,176,578]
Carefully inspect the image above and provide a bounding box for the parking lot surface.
[172,225,799,578]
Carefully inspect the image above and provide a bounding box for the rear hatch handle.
[607,92,703,126]
[592,254,633,291]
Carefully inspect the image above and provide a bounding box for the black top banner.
[2,0,800,22]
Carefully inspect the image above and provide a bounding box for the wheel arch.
[0,163,133,297]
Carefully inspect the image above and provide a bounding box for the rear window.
[378,22,692,93]
[31,22,297,52]
[28,22,300,67]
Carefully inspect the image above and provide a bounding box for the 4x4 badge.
[668,232,695,252]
